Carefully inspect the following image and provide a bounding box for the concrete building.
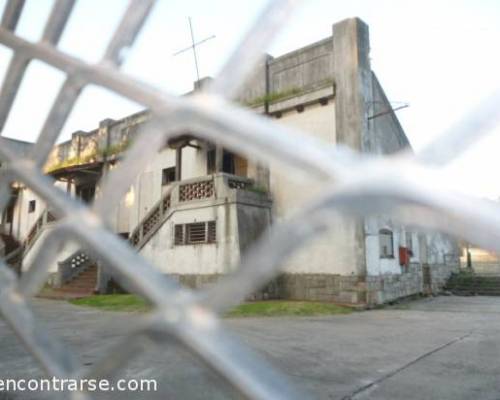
[0,18,459,305]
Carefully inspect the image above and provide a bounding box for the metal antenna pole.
[173,17,215,85]
[188,17,200,83]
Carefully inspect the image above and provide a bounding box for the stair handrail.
[129,173,257,250]
[128,182,177,249]
[55,173,256,282]
[4,246,22,263]
[56,250,94,287]
[23,209,57,254]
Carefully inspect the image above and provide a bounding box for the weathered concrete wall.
[271,101,335,218]
[236,38,333,107]
[269,38,333,95]
[366,262,459,304]
[366,73,411,154]
[139,185,271,275]
[140,202,238,274]
[268,100,361,276]
[1,137,33,157]
[10,187,45,241]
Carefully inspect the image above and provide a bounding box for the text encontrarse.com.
[0,377,158,392]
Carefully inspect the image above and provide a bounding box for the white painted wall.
[268,100,361,275]
[139,201,240,274]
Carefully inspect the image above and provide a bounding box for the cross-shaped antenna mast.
[173,17,215,83]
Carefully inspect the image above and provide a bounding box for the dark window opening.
[28,200,36,213]
[207,149,215,174]
[76,184,96,204]
[162,167,176,186]
[223,151,235,175]
[6,202,14,223]
[206,149,235,175]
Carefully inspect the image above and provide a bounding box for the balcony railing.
[129,173,263,250]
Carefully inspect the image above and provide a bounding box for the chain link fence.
[0,0,499,399]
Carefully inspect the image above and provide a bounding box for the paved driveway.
[1,296,500,399]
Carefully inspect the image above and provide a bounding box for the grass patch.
[70,294,149,312]
[226,300,352,317]
[70,295,352,317]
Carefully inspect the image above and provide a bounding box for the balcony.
[130,173,271,250]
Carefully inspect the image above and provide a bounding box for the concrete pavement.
[1,296,500,399]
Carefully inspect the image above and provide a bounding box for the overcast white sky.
[0,0,499,198]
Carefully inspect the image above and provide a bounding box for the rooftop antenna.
[173,17,215,84]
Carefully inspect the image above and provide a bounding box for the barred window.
[174,224,184,245]
[187,222,206,244]
[208,221,216,243]
[174,221,216,245]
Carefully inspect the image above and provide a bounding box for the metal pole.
[188,17,200,83]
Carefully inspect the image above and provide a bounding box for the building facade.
[0,18,459,305]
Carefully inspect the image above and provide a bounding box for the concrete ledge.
[268,85,334,114]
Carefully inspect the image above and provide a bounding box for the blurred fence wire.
[0,0,499,399]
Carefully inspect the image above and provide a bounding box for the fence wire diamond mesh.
[0,0,499,399]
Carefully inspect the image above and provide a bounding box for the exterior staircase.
[445,272,500,296]
[41,265,97,300]
[1,233,20,254]
[1,233,22,274]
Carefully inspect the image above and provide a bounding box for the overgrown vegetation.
[70,294,149,312]
[45,140,131,173]
[246,185,269,195]
[244,87,302,107]
[70,295,353,317]
[98,139,131,158]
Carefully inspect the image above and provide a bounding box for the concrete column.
[66,179,72,195]
[332,18,372,284]
[96,260,110,294]
[332,18,372,151]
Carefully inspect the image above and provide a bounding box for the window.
[28,200,36,213]
[405,232,414,257]
[187,222,206,244]
[174,221,216,245]
[379,229,394,258]
[207,149,215,174]
[174,224,184,245]
[162,167,176,186]
[207,221,216,243]
[206,149,235,174]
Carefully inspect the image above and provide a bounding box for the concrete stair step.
[57,287,94,293]
[68,277,96,283]
[61,283,96,289]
